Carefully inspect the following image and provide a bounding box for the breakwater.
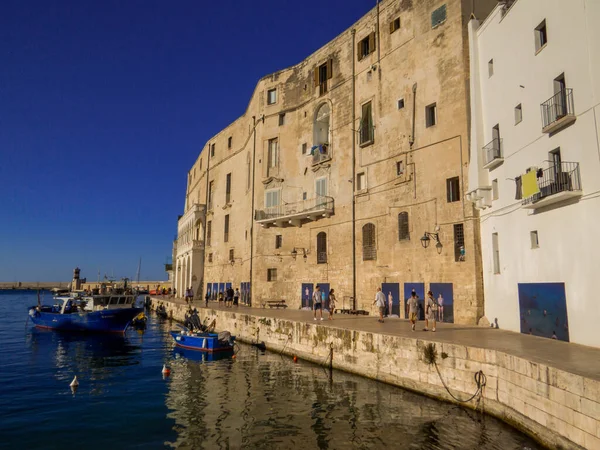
[150,298,600,450]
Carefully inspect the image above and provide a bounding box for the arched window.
[398,212,409,241]
[195,219,203,242]
[362,223,376,260]
[317,232,327,264]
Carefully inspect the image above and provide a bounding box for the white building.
[173,203,205,296]
[467,0,600,348]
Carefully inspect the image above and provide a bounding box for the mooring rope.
[434,363,487,404]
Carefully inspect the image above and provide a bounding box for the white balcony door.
[316,178,327,206]
[265,189,281,215]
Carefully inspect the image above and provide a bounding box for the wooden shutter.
[313,67,319,87]
[390,21,395,33]
[326,59,333,79]
[357,41,363,61]
[368,32,376,53]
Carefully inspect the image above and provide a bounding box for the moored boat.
[170,325,235,353]
[28,285,143,333]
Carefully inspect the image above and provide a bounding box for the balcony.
[164,263,173,272]
[176,238,204,254]
[482,138,503,170]
[522,162,582,210]
[254,196,334,228]
[541,89,576,134]
[311,144,331,165]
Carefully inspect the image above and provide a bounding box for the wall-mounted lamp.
[291,247,309,261]
[420,232,443,254]
[229,258,243,266]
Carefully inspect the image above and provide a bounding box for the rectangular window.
[208,253,213,263]
[446,177,460,202]
[426,103,437,127]
[316,177,328,198]
[397,98,404,110]
[279,113,285,126]
[302,191,307,200]
[431,4,447,28]
[357,32,376,61]
[275,235,282,249]
[267,268,277,282]
[454,223,465,262]
[229,249,234,262]
[302,143,307,155]
[492,179,499,200]
[530,230,539,249]
[390,17,401,33]
[265,189,281,209]
[535,20,547,53]
[267,138,278,169]
[228,136,232,149]
[224,214,229,243]
[207,221,212,247]
[357,172,365,191]
[225,173,231,204]
[208,180,214,210]
[360,101,374,145]
[515,104,522,125]
[492,233,500,274]
[396,161,404,176]
[210,143,215,157]
[314,59,332,96]
[488,59,494,77]
[199,158,202,170]
[267,88,277,105]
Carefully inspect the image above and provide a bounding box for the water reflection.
[164,345,541,450]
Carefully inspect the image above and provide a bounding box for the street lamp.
[291,247,309,261]
[420,232,443,254]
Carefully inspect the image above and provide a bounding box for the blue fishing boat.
[170,325,235,353]
[28,289,143,334]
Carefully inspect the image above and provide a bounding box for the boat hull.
[169,331,234,353]
[28,307,144,333]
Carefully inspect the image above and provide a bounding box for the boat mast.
[136,257,141,284]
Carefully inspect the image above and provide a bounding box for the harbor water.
[0,291,543,449]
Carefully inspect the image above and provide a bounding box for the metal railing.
[254,196,334,221]
[482,138,503,166]
[541,88,574,129]
[312,145,331,165]
[359,124,374,145]
[522,162,581,206]
[317,252,327,264]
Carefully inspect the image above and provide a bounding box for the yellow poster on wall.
[522,170,540,198]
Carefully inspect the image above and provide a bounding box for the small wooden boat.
[169,325,235,353]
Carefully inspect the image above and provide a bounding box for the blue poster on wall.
[404,283,425,320]
[518,283,569,342]
[382,283,400,317]
[429,283,454,323]
[301,283,313,309]
[211,283,218,300]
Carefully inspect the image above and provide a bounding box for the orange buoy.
[232,355,237,359]
[162,364,171,376]
[293,355,298,363]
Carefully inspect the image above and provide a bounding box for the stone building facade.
[173,0,496,324]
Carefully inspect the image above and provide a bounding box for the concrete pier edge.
[151,297,599,450]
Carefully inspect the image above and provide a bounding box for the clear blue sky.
[0,0,371,282]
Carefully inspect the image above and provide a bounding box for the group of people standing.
[311,285,336,321]
[204,286,240,308]
[374,288,440,332]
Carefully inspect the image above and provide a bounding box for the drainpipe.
[376,0,381,64]
[201,142,212,301]
[249,115,263,307]
[351,28,357,311]
[410,83,417,148]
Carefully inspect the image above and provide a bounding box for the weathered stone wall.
[152,299,600,450]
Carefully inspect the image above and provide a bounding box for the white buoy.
[69,376,79,387]
[162,364,171,376]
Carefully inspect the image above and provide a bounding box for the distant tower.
[72,267,82,291]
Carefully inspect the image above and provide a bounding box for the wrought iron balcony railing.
[255,196,334,223]
[522,162,582,208]
[482,138,503,169]
[541,89,575,133]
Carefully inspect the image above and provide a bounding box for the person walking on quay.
[226,286,234,308]
[173,288,177,299]
[205,289,210,308]
[424,291,437,332]
[234,288,240,307]
[373,287,386,323]
[408,291,419,331]
[313,285,323,321]
[327,289,336,320]
[218,291,224,306]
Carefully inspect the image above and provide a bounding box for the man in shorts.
[373,287,386,323]
[407,291,419,331]
[313,285,323,321]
